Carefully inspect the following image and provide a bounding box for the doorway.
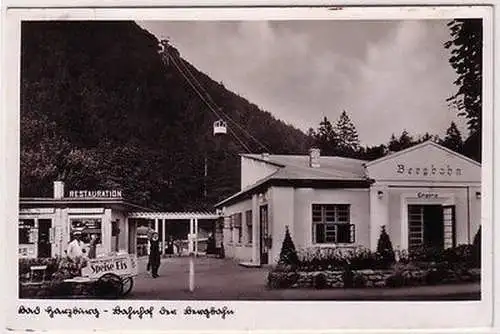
[37,219,52,258]
[408,205,455,250]
[259,205,269,265]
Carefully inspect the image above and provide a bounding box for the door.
[423,205,444,249]
[37,219,52,258]
[259,205,269,265]
[408,204,448,251]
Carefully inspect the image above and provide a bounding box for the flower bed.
[267,266,480,289]
[19,281,95,299]
[267,244,481,289]
[19,256,91,298]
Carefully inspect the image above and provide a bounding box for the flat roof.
[19,197,153,212]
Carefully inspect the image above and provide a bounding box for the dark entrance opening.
[408,205,455,251]
[37,219,52,258]
[423,205,444,249]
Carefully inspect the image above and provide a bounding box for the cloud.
[340,20,464,145]
[138,20,466,147]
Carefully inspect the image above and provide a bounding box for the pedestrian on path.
[147,232,161,278]
[87,234,98,259]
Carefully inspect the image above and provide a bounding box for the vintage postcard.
[1,3,496,333]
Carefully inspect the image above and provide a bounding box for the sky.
[137,20,467,147]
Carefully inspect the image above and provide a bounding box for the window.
[231,213,242,244]
[70,218,102,244]
[245,210,253,244]
[19,219,35,244]
[312,204,355,244]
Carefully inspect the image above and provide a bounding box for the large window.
[312,204,355,244]
[245,210,253,244]
[70,218,102,244]
[19,219,35,244]
[231,213,243,244]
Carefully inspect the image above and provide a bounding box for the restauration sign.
[68,190,123,199]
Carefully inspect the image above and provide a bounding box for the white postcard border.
[1,4,497,333]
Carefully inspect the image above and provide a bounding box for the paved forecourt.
[128,257,480,301]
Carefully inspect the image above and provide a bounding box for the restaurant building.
[18,182,220,259]
[215,141,482,266]
[18,182,148,259]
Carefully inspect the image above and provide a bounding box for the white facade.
[217,142,482,266]
[18,183,141,259]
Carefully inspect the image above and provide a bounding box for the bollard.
[189,254,195,292]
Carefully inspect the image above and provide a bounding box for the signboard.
[417,192,439,199]
[81,254,138,279]
[68,190,123,199]
[28,229,38,243]
[19,245,36,258]
[396,164,462,177]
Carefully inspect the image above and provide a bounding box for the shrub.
[313,273,328,289]
[267,271,299,289]
[397,249,410,265]
[278,226,299,267]
[348,246,384,270]
[385,273,405,288]
[441,244,473,267]
[342,267,355,288]
[298,247,349,271]
[409,246,443,263]
[19,257,62,281]
[353,273,367,288]
[376,225,395,268]
[298,246,390,271]
[471,226,481,268]
[424,262,451,285]
[52,256,88,281]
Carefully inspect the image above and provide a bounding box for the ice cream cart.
[63,252,138,298]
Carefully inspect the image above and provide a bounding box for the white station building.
[215,141,482,266]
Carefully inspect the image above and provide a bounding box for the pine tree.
[313,117,337,156]
[334,110,360,156]
[376,225,395,267]
[445,19,482,136]
[278,226,299,266]
[388,130,415,153]
[441,121,463,153]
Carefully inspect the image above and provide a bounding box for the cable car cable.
[160,46,253,154]
[173,53,271,153]
[161,53,252,153]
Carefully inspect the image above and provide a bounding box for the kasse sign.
[81,254,138,279]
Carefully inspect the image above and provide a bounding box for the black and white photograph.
[2,4,495,332]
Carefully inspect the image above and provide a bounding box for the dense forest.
[20,20,481,211]
[20,21,310,210]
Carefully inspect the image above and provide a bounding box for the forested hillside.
[20,21,310,210]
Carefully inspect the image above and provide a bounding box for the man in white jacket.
[67,233,84,259]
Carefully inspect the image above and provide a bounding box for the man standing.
[67,233,83,259]
[148,232,161,278]
[87,234,98,259]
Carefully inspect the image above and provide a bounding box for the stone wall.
[267,268,481,289]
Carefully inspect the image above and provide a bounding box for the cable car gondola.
[213,120,227,136]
